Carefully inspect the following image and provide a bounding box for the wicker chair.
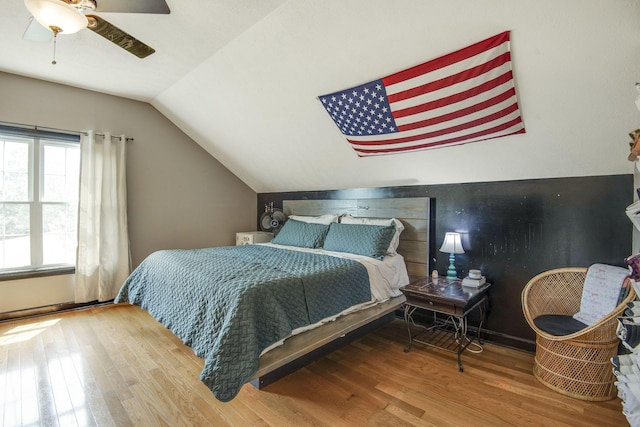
[522,267,636,401]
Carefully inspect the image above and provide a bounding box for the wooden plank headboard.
[283,197,430,282]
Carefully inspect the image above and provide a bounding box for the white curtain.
[75,130,130,303]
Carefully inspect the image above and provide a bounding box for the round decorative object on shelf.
[469,269,482,279]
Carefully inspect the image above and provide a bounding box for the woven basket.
[522,268,636,401]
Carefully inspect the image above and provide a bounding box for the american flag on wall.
[318,31,525,156]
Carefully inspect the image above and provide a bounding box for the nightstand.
[235,231,273,246]
[399,276,491,372]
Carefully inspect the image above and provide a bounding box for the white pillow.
[288,214,339,225]
[339,215,404,254]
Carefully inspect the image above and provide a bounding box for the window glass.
[0,130,80,272]
[1,140,30,202]
[43,143,79,202]
[0,203,30,268]
[42,203,77,265]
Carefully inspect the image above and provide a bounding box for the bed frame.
[249,197,430,388]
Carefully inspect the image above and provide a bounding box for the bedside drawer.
[404,293,461,316]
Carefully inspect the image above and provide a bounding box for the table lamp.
[439,232,464,280]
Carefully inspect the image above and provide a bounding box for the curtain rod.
[0,121,134,142]
[81,131,134,142]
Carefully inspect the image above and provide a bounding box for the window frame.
[0,125,80,279]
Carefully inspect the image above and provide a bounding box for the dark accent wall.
[258,174,633,351]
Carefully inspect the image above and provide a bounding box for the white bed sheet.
[257,242,409,355]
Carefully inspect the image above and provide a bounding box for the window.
[0,126,80,274]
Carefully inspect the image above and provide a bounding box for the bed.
[115,197,430,402]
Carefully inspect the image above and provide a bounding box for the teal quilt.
[114,244,371,401]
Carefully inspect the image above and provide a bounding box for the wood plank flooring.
[0,304,627,426]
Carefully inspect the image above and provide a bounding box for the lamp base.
[445,252,458,281]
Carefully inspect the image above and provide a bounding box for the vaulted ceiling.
[1,0,639,193]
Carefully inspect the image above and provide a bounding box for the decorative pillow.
[288,214,339,225]
[340,215,404,254]
[322,223,395,260]
[573,263,630,325]
[271,219,329,248]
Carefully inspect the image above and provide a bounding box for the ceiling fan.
[23,0,170,62]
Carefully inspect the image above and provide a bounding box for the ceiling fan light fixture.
[24,0,88,34]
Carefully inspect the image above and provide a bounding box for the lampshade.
[440,232,464,280]
[25,0,88,34]
[439,232,464,254]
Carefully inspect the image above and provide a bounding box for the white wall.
[0,72,258,312]
[154,0,640,193]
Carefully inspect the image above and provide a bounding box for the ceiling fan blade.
[86,15,155,58]
[23,17,53,42]
[94,0,170,14]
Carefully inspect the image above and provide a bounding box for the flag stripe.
[384,41,510,98]
[350,124,525,152]
[354,127,526,157]
[394,79,514,127]
[389,60,512,114]
[348,94,519,143]
[392,71,514,119]
[382,32,510,86]
[349,93,518,143]
[349,103,520,147]
[397,87,516,132]
[352,119,525,155]
[386,52,511,105]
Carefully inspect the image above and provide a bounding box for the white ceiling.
[1,1,640,194]
[0,0,287,101]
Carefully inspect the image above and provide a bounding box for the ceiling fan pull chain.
[50,26,61,65]
[51,33,57,65]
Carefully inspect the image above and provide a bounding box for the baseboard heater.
[0,300,113,323]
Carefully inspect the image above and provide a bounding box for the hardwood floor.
[0,304,627,426]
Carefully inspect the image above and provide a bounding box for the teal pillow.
[271,219,329,248]
[322,223,395,260]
